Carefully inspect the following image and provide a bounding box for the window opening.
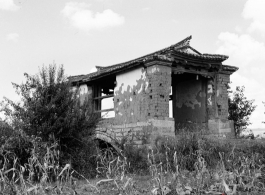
[169,86,173,118]
[93,77,115,118]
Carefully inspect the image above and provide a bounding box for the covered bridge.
[69,36,238,146]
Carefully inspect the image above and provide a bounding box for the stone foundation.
[208,119,234,138]
[95,118,175,146]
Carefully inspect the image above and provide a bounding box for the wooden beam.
[95,108,114,113]
[172,67,214,78]
[93,94,114,100]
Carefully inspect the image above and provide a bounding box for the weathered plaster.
[207,79,213,106]
[79,84,88,95]
[207,78,215,120]
[175,80,202,109]
[78,84,92,105]
[173,74,207,123]
[75,63,235,146]
[115,67,148,93]
[114,67,149,124]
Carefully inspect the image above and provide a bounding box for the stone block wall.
[95,118,175,146]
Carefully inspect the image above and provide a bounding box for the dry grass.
[1,134,265,195]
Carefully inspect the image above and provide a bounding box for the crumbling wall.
[113,64,172,123]
[78,84,93,105]
[96,118,175,145]
[99,62,175,146]
[207,78,215,120]
[114,67,149,124]
[146,63,171,119]
[173,74,207,123]
[208,73,234,138]
[216,74,230,120]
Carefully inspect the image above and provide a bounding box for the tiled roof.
[69,36,230,83]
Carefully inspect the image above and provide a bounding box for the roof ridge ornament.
[95,66,106,71]
[173,35,192,50]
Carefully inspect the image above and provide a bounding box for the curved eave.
[69,35,231,84]
[84,55,174,82]
[222,65,239,73]
[173,50,229,63]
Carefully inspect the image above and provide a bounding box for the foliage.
[122,144,149,174]
[1,64,98,172]
[0,120,14,147]
[0,132,265,194]
[228,86,256,137]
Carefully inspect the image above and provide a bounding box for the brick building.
[69,36,238,146]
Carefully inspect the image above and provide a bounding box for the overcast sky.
[0,0,264,129]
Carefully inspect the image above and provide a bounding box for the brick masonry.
[75,60,235,146]
[207,73,234,138]
[146,62,172,120]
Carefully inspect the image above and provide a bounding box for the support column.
[145,60,172,120]
[208,73,234,137]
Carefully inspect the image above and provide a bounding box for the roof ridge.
[172,35,192,49]
[94,36,193,71]
[69,35,232,83]
[187,46,201,55]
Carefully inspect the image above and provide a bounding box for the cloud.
[61,2,125,31]
[242,0,265,34]
[217,32,265,69]
[216,32,265,129]
[142,7,150,12]
[6,33,19,42]
[0,0,19,11]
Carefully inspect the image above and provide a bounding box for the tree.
[1,64,98,161]
[228,86,256,137]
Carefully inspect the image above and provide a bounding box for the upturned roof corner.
[69,36,237,84]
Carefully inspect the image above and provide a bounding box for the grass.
[1,132,265,195]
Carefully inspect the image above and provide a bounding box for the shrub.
[1,64,98,175]
[0,121,14,147]
[122,144,149,175]
[228,86,256,137]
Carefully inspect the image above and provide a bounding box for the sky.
[0,0,264,130]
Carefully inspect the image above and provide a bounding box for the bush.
[0,121,14,147]
[122,144,149,175]
[1,64,98,176]
[69,137,99,178]
[151,132,265,175]
[228,86,256,137]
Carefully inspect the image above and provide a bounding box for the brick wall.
[96,60,175,146]
[114,67,149,124]
[216,74,230,120]
[146,62,172,120]
[208,73,234,138]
